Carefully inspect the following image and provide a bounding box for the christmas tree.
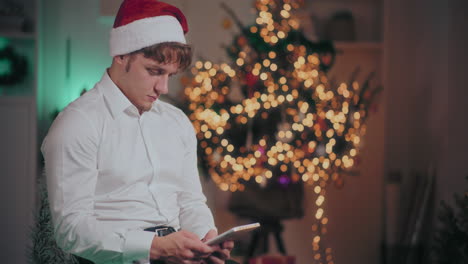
[180,0,380,261]
[432,176,468,264]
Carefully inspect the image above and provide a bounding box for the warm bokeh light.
[181,1,379,263]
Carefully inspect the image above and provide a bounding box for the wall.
[384,0,466,257]
[446,0,468,207]
[0,98,36,263]
[384,0,450,179]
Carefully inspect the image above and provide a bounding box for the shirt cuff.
[122,230,156,263]
[193,225,217,239]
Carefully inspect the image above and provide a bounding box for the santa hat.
[109,0,188,56]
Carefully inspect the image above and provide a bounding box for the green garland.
[432,176,468,263]
[0,45,28,86]
[28,177,78,264]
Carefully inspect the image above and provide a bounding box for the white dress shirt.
[41,72,216,264]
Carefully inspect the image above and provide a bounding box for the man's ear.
[114,55,127,65]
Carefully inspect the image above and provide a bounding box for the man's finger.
[219,249,231,260]
[181,230,201,239]
[186,239,214,255]
[194,251,212,259]
[180,249,196,260]
[207,255,225,264]
[182,260,203,264]
[210,250,230,260]
[203,229,218,241]
[221,240,234,251]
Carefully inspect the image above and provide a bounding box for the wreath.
[0,45,28,86]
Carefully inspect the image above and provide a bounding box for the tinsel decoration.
[28,176,78,264]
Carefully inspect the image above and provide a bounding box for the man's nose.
[155,75,169,94]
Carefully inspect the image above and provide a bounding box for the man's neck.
[107,67,118,86]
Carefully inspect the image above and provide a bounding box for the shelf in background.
[0,95,36,101]
[0,31,35,40]
[334,41,382,52]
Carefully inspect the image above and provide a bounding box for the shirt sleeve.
[176,113,217,238]
[42,108,155,264]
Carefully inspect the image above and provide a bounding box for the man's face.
[118,53,178,114]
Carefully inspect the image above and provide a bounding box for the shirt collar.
[97,71,162,119]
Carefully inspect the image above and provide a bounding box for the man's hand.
[202,229,235,264]
[150,230,214,264]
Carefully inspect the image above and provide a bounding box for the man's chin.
[145,102,155,111]
[136,104,153,114]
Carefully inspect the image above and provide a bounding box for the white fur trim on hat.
[110,15,186,56]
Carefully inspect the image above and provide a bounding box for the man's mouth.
[148,95,158,102]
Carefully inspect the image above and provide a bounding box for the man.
[41,0,234,263]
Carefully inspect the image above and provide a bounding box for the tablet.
[205,222,261,246]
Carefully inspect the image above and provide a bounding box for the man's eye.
[147,69,163,75]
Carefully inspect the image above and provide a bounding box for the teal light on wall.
[38,30,111,122]
[0,37,9,50]
[38,0,113,124]
[38,48,109,121]
[0,38,11,76]
[0,58,12,76]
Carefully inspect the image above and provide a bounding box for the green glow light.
[0,38,9,50]
[37,15,113,122]
[0,58,12,76]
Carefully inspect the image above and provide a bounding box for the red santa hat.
[110,0,188,56]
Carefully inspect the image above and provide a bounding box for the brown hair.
[129,42,193,71]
